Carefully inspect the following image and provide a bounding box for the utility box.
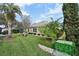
[53,40,76,56]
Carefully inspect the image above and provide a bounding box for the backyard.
[0,34,51,56]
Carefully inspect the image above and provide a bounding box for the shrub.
[12,29,20,33]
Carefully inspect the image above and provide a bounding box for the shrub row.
[1,29,23,34]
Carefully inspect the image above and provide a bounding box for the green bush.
[12,29,20,33]
[39,37,52,48]
[53,40,76,55]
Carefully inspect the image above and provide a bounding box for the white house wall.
[26,27,42,35]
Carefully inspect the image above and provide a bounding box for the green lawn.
[38,37,52,48]
[0,34,50,56]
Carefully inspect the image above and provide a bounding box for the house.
[0,25,5,34]
[26,21,49,35]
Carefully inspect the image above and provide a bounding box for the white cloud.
[40,14,46,18]
[22,10,30,16]
[15,3,34,7]
[39,3,63,19]
[34,14,52,23]
[15,3,24,7]
[15,3,30,16]
[34,17,52,23]
[35,3,63,23]
[15,3,26,10]
[25,3,34,6]
[48,3,63,15]
[34,14,46,23]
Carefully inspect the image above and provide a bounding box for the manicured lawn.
[0,34,50,56]
[38,37,52,48]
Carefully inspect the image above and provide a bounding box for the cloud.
[34,17,52,23]
[15,3,25,7]
[22,10,30,16]
[48,3,63,15]
[15,3,30,16]
[34,14,46,23]
[25,3,34,6]
[39,3,63,19]
[34,14,52,23]
[15,3,26,10]
[40,14,46,18]
[35,3,63,23]
[15,3,34,7]
[15,3,31,22]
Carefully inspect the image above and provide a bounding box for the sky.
[15,3,63,24]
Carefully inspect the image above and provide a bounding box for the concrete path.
[38,44,53,55]
[0,34,6,36]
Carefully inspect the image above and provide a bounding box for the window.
[33,28,37,32]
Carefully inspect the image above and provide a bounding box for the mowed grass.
[0,34,50,56]
[38,37,52,48]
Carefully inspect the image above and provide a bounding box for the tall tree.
[63,3,79,45]
[0,3,22,37]
[22,15,31,32]
[39,17,62,39]
[0,12,6,24]
[16,21,24,32]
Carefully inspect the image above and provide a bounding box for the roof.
[0,25,5,28]
[30,21,49,27]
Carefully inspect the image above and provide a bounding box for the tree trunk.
[7,21,12,38]
[63,3,79,42]
[63,3,79,55]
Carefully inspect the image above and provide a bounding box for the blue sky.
[16,3,63,24]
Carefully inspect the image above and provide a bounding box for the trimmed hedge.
[53,40,76,55]
[1,29,23,34]
[12,29,20,33]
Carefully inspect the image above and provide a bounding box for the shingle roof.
[31,21,49,27]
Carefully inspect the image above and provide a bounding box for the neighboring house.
[2,25,17,32]
[0,25,5,33]
[0,27,2,34]
[0,21,49,35]
[26,21,49,35]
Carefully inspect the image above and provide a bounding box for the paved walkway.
[38,44,53,54]
[0,34,6,38]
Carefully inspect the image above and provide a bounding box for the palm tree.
[62,3,79,45]
[0,3,22,37]
[22,15,31,32]
[0,12,6,24]
[40,17,62,39]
